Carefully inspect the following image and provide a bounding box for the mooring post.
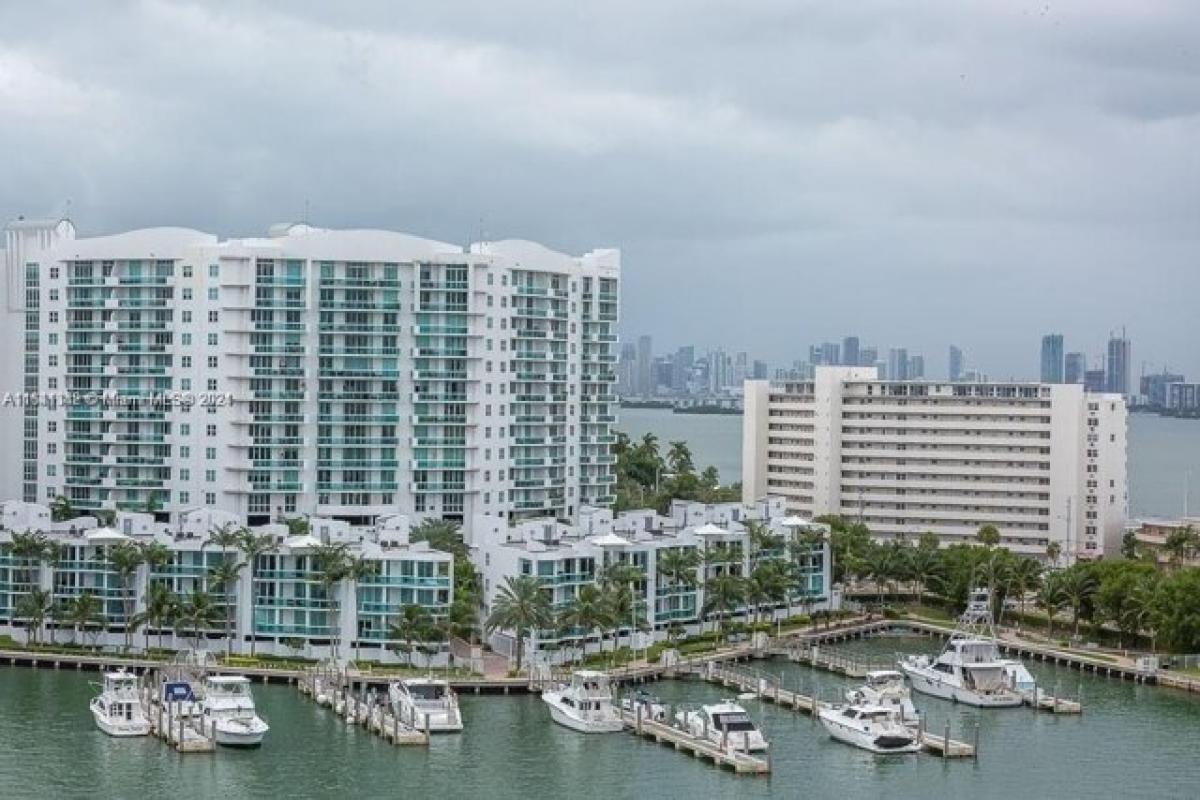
[974,722,980,760]
[942,721,950,759]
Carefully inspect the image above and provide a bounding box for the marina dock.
[698,662,978,759]
[297,668,429,746]
[144,697,215,753]
[617,705,770,775]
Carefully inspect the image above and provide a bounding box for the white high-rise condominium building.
[742,366,1128,561]
[0,219,619,526]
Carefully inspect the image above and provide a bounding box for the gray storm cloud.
[0,0,1196,377]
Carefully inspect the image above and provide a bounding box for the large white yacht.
[199,675,270,747]
[90,670,151,737]
[542,670,624,733]
[845,670,919,725]
[818,702,921,754]
[675,701,768,752]
[899,589,1023,707]
[388,678,463,733]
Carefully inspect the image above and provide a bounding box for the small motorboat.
[845,670,919,725]
[620,689,667,723]
[199,675,270,747]
[389,678,463,733]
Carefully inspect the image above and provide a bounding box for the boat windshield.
[712,712,756,732]
[408,684,447,701]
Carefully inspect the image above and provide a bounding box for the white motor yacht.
[199,675,270,747]
[899,589,1023,708]
[675,701,768,752]
[845,670,919,725]
[818,702,921,754]
[90,670,151,737]
[542,670,624,733]
[389,678,463,733]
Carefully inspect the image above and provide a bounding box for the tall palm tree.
[861,546,896,606]
[236,529,277,656]
[10,530,52,592]
[1060,567,1099,637]
[484,575,553,674]
[1045,541,1063,569]
[557,585,611,662]
[1122,576,1161,652]
[203,522,243,556]
[176,590,221,652]
[1037,574,1068,637]
[208,558,246,657]
[311,542,351,662]
[139,541,173,577]
[702,573,745,643]
[388,603,434,668]
[106,541,143,651]
[64,591,105,650]
[15,589,55,646]
[1006,557,1043,624]
[745,562,787,628]
[600,561,644,652]
[49,495,75,522]
[132,582,177,652]
[345,554,379,664]
[666,441,695,475]
[657,547,702,589]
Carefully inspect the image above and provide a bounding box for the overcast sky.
[1,1,1196,379]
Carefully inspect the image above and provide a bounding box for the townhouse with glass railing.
[0,220,619,529]
[474,498,832,663]
[0,501,453,662]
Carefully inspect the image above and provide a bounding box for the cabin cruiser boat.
[675,701,768,752]
[542,670,624,733]
[818,702,921,754]
[899,589,1023,707]
[388,678,463,733]
[90,670,151,737]
[620,689,667,723]
[199,675,270,747]
[845,670,919,725]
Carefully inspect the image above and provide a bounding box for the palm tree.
[236,529,276,656]
[1123,576,1161,652]
[106,541,144,651]
[388,604,434,668]
[204,523,243,558]
[1045,541,1063,569]
[208,558,246,658]
[1037,574,1068,637]
[49,495,75,523]
[176,590,221,652]
[64,591,105,649]
[133,582,177,652]
[15,589,55,646]
[1006,558,1043,625]
[906,546,942,601]
[139,540,173,577]
[557,585,611,662]
[861,546,896,606]
[345,554,379,664]
[666,441,695,475]
[10,530,53,592]
[1163,525,1198,571]
[600,562,644,652]
[484,575,553,674]
[702,573,745,644]
[312,542,351,662]
[1060,568,1099,638]
[745,562,787,629]
[657,547,701,590]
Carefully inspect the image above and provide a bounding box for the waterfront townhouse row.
[743,366,1128,562]
[0,501,453,663]
[471,497,833,664]
[0,218,620,528]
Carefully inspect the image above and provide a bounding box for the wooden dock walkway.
[699,662,977,759]
[146,702,215,753]
[297,668,429,746]
[618,706,770,775]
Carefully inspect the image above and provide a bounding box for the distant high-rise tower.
[842,336,860,368]
[888,348,909,381]
[636,335,653,396]
[948,345,964,382]
[1084,368,1107,393]
[1040,334,1065,383]
[908,354,925,379]
[860,346,877,367]
[1106,332,1131,397]
[1064,352,1086,384]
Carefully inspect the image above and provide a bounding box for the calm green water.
[3,636,1198,799]
[619,407,1200,517]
